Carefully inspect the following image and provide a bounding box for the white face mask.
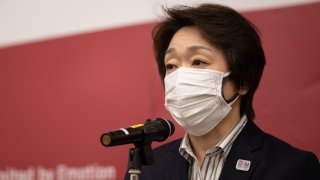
[164,67,238,136]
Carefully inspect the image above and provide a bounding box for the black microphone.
[100,118,175,147]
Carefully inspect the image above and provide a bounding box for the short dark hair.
[152,3,266,120]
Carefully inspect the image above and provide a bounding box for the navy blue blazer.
[124,120,320,180]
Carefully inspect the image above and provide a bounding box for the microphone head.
[157,118,175,137]
[145,118,175,142]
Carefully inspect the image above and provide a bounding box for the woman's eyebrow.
[166,45,212,55]
[165,47,175,55]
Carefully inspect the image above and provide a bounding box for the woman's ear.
[237,86,249,95]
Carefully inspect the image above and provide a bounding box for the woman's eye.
[165,64,175,70]
[192,59,206,66]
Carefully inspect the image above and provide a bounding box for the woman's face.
[164,26,236,100]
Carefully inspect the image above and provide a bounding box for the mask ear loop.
[221,73,239,104]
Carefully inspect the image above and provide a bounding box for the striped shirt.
[179,115,248,180]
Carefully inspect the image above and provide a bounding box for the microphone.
[100,118,175,147]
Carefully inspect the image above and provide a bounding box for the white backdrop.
[0,0,319,48]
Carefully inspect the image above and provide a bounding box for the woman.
[125,3,320,180]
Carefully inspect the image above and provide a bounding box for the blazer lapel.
[165,154,189,180]
[164,139,189,180]
[219,120,265,180]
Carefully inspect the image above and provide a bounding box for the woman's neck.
[188,99,241,165]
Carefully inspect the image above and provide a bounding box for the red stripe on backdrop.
[0,23,164,178]
[0,2,319,179]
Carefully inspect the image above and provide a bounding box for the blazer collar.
[219,120,265,180]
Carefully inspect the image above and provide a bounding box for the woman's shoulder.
[263,132,317,159]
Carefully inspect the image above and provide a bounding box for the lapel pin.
[236,159,251,171]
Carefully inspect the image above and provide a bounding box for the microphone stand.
[127,130,154,180]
